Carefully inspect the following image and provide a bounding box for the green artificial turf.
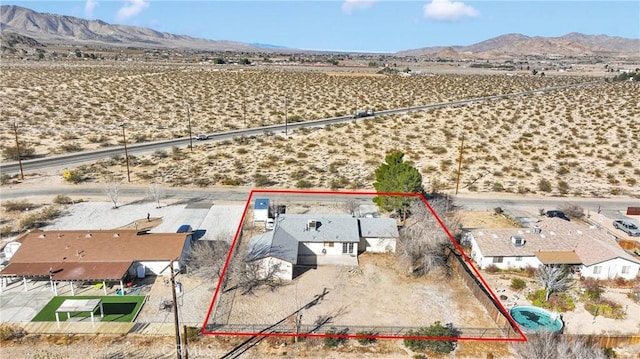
[32,295,145,322]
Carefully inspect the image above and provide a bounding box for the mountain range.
[1,5,638,58]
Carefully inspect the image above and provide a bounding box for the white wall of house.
[139,260,180,275]
[581,258,640,280]
[473,254,540,270]
[254,257,293,281]
[301,242,356,257]
[361,237,396,253]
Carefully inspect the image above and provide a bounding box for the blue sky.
[4,1,640,52]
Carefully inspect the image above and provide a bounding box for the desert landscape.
[1,61,638,200]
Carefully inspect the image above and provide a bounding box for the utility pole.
[119,123,131,182]
[455,134,465,195]
[170,260,183,359]
[243,91,247,128]
[11,122,24,180]
[185,103,193,151]
[282,96,288,136]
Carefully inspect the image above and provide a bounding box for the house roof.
[276,214,360,243]
[1,261,132,281]
[535,251,582,265]
[470,218,640,266]
[359,217,399,238]
[246,214,390,264]
[0,230,189,280]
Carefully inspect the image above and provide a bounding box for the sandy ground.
[1,62,638,200]
[219,253,498,331]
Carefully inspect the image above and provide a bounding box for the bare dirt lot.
[214,252,500,334]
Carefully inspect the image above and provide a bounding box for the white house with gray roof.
[246,214,399,280]
[468,218,640,280]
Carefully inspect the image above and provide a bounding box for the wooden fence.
[448,252,521,339]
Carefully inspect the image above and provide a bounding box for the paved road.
[0,81,599,174]
[1,185,636,217]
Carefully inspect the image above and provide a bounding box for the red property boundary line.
[200,189,527,343]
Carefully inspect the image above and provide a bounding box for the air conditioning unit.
[511,235,525,247]
[307,220,318,231]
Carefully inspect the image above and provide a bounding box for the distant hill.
[0,5,265,52]
[1,5,638,58]
[396,32,640,59]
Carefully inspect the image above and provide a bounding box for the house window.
[621,266,630,274]
[342,243,354,254]
[325,242,334,247]
[492,257,504,264]
[515,256,522,262]
[593,266,602,274]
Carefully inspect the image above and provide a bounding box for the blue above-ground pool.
[509,306,564,333]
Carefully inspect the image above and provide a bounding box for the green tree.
[373,150,425,218]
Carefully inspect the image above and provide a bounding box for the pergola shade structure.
[55,299,104,323]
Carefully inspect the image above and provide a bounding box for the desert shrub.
[221,177,243,186]
[52,195,73,205]
[511,278,527,291]
[560,204,585,219]
[62,169,84,184]
[152,150,168,159]
[2,145,36,161]
[538,178,552,192]
[523,265,536,278]
[584,299,625,319]
[2,200,34,212]
[19,206,63,230]
[403,322,458,354]
[171,146,184,160]
[528,289,575,312]
[253,173,274,187]
[485,264,499,273]
[324,327,348,347]
[59,143,83,152]
[194,178,210,187]
[0,323,26,340]
[295,180,313,189]
[613,277,632,288]
[0,225,13,237]
[557,180,570,195]
[356,330,377,345]
[582,279,604,300]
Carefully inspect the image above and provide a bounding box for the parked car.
[545,210,570,221]
[613,219,640,237]
[176,224,193,233]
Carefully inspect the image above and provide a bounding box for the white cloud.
[116,0,150,22]
[423,0,479,21]
[342,0,377,14]
[84,0,98,18]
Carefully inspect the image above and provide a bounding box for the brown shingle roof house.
[1,229,191,282]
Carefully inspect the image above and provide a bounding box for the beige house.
[468,218,640,280]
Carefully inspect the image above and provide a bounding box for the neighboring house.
[468,218,640,280]
[0,229,191,294]
[246,214,399,280]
